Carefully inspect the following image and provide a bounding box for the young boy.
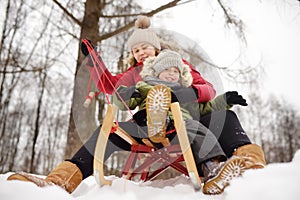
[113,49,249,194]
[114,49,247,139]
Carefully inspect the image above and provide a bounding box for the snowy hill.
[1,150,300,200]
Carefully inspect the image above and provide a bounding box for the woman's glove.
[225,91,248,106]
[81,39,95,56]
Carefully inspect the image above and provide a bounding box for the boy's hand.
[116,86,141,101]
[131,90,142,98]
[225,91,248,106]
[171,92,178,103]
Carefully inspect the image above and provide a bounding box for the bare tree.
[0,0,77,173]
[235,90,300,163]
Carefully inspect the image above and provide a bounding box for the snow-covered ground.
[1,150,300,200]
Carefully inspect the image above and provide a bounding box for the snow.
[1,150,300,200]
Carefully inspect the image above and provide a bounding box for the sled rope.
[82,39,134,119]
[82,39,179,135]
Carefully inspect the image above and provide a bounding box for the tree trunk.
[65,0,103,159]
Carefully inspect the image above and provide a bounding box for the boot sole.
[146,84,171,143]
[203,156,246,195]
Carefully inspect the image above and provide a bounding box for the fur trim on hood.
[140,50,193,87]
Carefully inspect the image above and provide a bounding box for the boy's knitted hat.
[152,50,184,75]
[140,50,193,87]
[127,16,161,51]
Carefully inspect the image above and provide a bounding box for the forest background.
[1,0,300,179]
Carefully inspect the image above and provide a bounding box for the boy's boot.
[202,156,246,195]
[146,84,171,143]
[233,144,266,169]
[7,161,82,193]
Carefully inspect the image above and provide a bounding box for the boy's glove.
[225,91,248,106]
[116,86,141,101]
[133,109,147,126]
[171,92,178,103]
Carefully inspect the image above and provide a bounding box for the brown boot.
[202,156,246,195]
[146,84,171,143]
[233,144,266,169]
[7,161,82,193]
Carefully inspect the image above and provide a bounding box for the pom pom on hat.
[135,15,151,29]
[127,15,161,51]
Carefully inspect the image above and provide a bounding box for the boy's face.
[132,42,156,63]
[158,67,180,83]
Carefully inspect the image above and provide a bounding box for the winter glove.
[136,81,153,99]
[171,92,179,103]
[225,91,248,106]
[116,86,142,101]
[81,39,96,56]
[133,109,147,126]
[172,87,198,103]
[131,90,142,98]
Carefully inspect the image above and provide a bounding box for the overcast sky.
[138,0,300,111]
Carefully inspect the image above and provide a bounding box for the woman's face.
[158,67,180,83]
[132,42,156,63]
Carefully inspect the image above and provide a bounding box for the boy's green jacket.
[113,81,232,120]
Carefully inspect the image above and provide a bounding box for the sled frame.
[93,103,201,190]
[82,38,201,189]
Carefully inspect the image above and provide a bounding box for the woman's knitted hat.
[140,50,193,87]
[127,16,161,51]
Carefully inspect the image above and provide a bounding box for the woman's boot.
[202,156,246,195]
[233,144,266,169]
[7,161,82,193]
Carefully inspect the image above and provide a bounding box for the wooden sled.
[81,39,201,190]
[93,102,201,190]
